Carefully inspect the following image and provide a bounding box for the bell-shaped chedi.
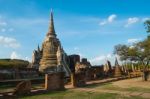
[114,57,122,77]
[31,11,71,76]
[39,11,61,73]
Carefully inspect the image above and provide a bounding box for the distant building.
[75,58,91,73]
[88,65,104,80]
[68,54,80,72]
[103,60,113,77]
[104,60,112,72]
[67,55,91,73]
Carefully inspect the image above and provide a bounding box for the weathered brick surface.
[71,72,86,87]
[45,72,64,91]
[13,80,31,95]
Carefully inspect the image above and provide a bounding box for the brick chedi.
[114,57,122,77]
[31,11,71,75]
[31,45,42,69]
[32,12,71,76]
[39,11,60,73]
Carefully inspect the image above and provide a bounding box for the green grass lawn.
[20,89,147,99]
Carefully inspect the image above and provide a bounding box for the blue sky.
[0,0,149,65]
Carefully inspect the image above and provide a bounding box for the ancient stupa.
[114,57,122,77]
[39,11,60,72]
[32,11,71,75]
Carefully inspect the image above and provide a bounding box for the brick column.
[71,73,76,87]
[45,72,64,91]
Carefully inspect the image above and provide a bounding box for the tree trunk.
[142,71,149,81]
[142,64,149,81]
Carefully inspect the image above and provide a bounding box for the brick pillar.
[71,73,76,87]
[71,72,86,87]
[45,72,64,91]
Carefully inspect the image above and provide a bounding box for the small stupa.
[114,57,122,77]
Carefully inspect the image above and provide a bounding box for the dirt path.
[74,88,150,98]
[65,77,150,98]
[112,77,150,88]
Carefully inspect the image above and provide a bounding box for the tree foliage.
[114,19,150,81]
[0,59,29,68]
[114,39,150,69]
[114,19,150,69]
[144,19,150,33]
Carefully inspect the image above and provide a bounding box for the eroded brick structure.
[45,72,64,91]
[31,11,71,76]
[114,58,122,77]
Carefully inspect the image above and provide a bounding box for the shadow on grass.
[84,82,112,88]
[19,89,68,98]
[20,89,120,99]
[20,89,147,99]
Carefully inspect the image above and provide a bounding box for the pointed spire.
[115,57,119,66]
[47,9,56,37]
[37,44,40,51]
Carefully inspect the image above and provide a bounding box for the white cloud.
[142,17,150,22]
[125,17,139,27]
[90,55,105,65]
[129,45,135,49]
[25,57,31,62]
[0,36,20,48]
[90,54,112,65]
[99,21,107,26]
[99,14,117,26]
[78,53,84,58]
[108,14,117,23]
[89,54,121,66]
[106,54,112,58]
[0,16,14,33]
[10,51,31,61]
[127,38,140,44]
[10,51,20,59]
[74,47,79,51]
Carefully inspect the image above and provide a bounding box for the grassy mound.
[0,59,29,68]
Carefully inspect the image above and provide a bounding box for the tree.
[144,19,150,39]
[114,39,150,81]
[114,19,150,81]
